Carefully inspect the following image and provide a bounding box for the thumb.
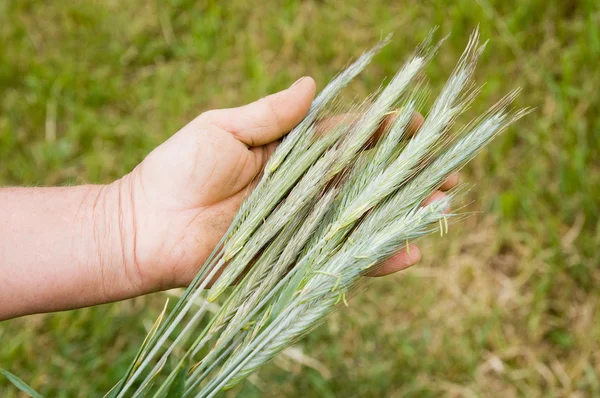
[200,77,316,146]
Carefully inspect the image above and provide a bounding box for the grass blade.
[1,369,43,398]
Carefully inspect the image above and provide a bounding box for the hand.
[112,77,458,295]
[0,76,457,320]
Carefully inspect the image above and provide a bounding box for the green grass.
[1,0,599,396]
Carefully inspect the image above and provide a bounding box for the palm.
[129,121,275,290]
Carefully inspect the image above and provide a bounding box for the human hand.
[0,77,457,320]
[110,77,458,295]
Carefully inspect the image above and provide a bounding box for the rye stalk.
[109,28,529,398]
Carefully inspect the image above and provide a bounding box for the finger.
[251,140,280,169]
[200,77,316,147]
[407,111,424,136]
[315,113,355,135]
[380,110,423,139]
[366,244,421,277]
[421,190,450,214]
[315,110,424,143]
[440,172,459,191]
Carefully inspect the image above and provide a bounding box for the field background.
[1,0,599,396]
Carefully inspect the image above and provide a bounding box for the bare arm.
[0,183,133,319]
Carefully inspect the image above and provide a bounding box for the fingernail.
[290,76,306,88]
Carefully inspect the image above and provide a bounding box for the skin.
[0,76,457,320]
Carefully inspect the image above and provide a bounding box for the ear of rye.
[109,29,529,398]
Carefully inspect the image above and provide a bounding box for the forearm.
[0,181,139,320]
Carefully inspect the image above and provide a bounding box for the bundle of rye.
[100,29,528,397]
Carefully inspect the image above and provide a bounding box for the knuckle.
[196,110,218,127]
[261,97,283,131]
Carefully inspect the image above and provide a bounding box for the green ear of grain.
[1,369,43,398]
[265,34,392,174]
[270,260,307,322]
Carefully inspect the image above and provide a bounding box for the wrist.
[82,176,146,301]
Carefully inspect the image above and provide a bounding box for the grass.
[0,0,599,396]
